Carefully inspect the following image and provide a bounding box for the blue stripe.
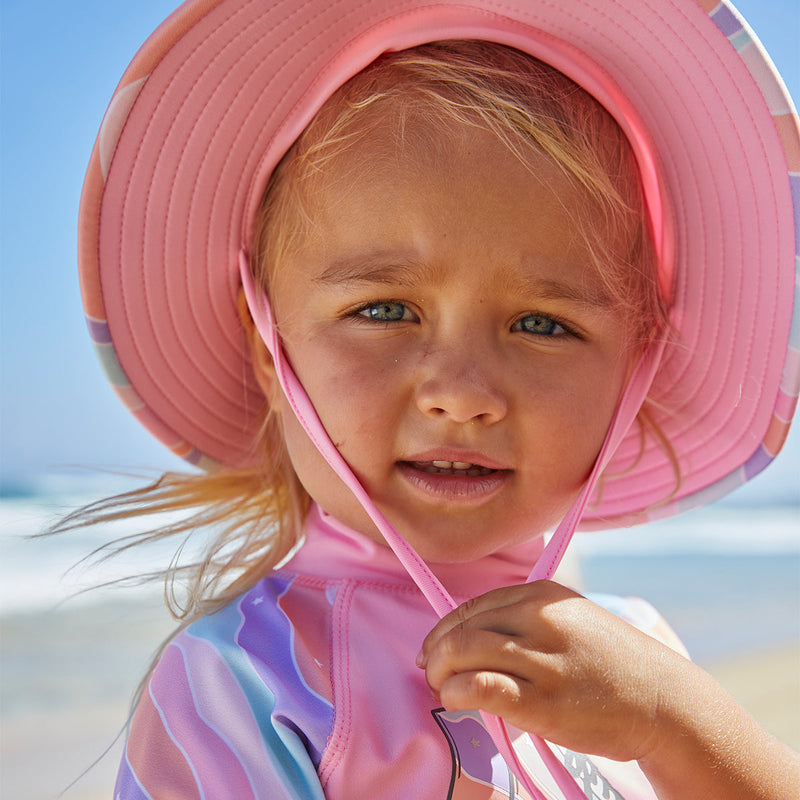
[238,576,334,766]
[186,585,328,799]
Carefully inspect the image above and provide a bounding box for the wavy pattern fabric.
[116,506,679,799]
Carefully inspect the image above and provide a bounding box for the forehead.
[278,85,637,255]
[274,114,614,303]
[299,106,586,222]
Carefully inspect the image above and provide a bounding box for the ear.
[237,287,282,412]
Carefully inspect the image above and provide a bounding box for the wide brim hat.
[79,0,799,530]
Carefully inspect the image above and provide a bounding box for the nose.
[414,344,508,425]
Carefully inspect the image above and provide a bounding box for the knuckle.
[455,596,479,623]
[464,671,522,713]
[469,671,500,704]
[440,623,474,660]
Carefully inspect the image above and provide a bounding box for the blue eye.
[358,302,413,322]
[513,314,566,336]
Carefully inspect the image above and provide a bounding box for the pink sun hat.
[79,0,799,530]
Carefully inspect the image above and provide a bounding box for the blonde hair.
[54,40,669,625]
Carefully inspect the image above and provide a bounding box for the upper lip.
[400,448,510,471]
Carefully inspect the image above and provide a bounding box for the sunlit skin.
[248,114,800,798]
[259,119,631,564]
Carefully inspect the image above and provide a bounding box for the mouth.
[408,460,496,477]
[397,457,510,504]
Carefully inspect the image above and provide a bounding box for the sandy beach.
[706,643,800,750]
[2,591,798,800]
[1,596,176,800]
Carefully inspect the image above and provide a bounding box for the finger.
[439,669,573,745]
[424,627,538,694]
[418,585,533,667]
[418,581,580,667]
[438,669,535,728]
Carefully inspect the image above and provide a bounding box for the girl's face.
[261,119,632,563]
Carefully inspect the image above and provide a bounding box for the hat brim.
[79,0,799,527]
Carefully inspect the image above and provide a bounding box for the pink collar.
[287,503,546,600]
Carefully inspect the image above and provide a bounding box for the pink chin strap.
[240,250,664,799]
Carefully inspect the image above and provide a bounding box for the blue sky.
[1,0,798,505]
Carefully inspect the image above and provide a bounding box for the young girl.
[74,0,799,797]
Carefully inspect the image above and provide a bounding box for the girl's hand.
[417,580,800,800]
[417,580,671,763]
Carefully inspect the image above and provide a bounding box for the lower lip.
[397,462,510,505]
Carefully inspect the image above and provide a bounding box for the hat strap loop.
[239,249,661,800]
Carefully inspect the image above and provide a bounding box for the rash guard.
[116,504,681,799]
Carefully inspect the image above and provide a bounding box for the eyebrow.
[314,252,438,287]
[315,251,615,310]
[508,275,615,310]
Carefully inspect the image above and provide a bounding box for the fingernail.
[415,649,426,668]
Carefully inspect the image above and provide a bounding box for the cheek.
[276,386,386,540]
[275,349,389,478]
[523,351,628,464]
[572,353,631,454]
[290,337,405,440]
[277,401,324,483]
[277,399,351,505]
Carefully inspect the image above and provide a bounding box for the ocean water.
[1,489,190,614]
[2,480,798,664]
[570,508,800,663]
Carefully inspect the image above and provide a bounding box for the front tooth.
[452,461,473,470]
[432,460,453,469]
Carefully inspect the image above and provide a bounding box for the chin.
[400,529,523,565]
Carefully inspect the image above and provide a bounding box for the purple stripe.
[186,593,329,795]
[709,4,743,38]
[86,316,112,344]
[185,448,204,466]
[743,444,774,480]
[115,755,154,800]
[237,579,334,767]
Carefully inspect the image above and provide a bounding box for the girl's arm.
[636,653,800,800]
[417,581,800,800]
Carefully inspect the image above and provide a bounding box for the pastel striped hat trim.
[78,0,799,528]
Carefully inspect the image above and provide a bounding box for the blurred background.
[2,1,798,798]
